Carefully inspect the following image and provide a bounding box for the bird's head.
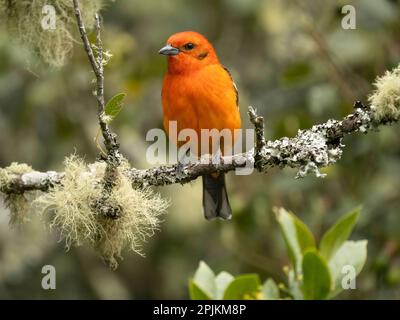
[159,31,219,74]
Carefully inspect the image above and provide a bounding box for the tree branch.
[248,106,266,170]
[72,1,125,218]
[1,101,397,194]
[1,3,399,202]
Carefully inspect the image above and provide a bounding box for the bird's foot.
[211,150,223,167]
[175,161,186,180]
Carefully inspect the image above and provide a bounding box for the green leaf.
[215,272,234,300]
[262,278,280,300]
[320,207,360,260]
[275,207,316,273]
[104,93,126,122]
[223,274,261,300]
[302,250,332,300]
[328,240,367,298]
[191,261,216,299]
[189,281,212,300]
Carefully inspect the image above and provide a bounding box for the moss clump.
[34,155,168,269]
[4,193,31,225]
[0,162,34,225]
[1,0,104,67]
[369,65,400,123]
[0,162,33,186]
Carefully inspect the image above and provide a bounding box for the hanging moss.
[0,162,34,225]
[33,155,169,269]
[1,0,104,67]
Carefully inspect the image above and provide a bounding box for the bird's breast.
[162,64,241,154]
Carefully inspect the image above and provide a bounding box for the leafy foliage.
[301,250,331,300]
[223,274,261,300]
[319,207,360,260]
[274,207,316,274]
[189,263,261,300]
[262,279,280,300]
[189,207,367,300]
[104,93,126,123]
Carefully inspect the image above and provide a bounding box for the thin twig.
[72,0,118,154]
[72,0,122,218]
[72,0,100,77]
[94,14,105,120]
[248,106,266,170]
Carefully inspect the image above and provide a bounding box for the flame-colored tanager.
[159,31,241,220]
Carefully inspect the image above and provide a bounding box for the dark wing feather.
[222,65,239,107]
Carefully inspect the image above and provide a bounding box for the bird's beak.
[159,44,180,56]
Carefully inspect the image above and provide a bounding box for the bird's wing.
[222,65,239,107]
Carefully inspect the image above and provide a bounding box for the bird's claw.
[175,162,186,180]
[211,150,223,167]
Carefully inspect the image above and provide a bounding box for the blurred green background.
[1,0,400,299]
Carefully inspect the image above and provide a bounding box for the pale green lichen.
[33,155,168,269]
[0,162,33,184]
[369,65,400,123]
[4,193,31,225]
[0,162,34,225]
[1,0,104,67]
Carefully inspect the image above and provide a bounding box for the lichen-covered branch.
[1,97,398,193]
[248,106,267,170]
[0,169,64,194]
[73,0,125,219]
[1,62,398,268]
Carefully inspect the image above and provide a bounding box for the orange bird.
[159,31,241,220]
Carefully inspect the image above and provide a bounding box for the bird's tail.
[202,173,232,220]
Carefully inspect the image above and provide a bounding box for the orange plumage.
[159,31,241,220]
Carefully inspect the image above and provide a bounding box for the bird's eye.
[183,43,195,50]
